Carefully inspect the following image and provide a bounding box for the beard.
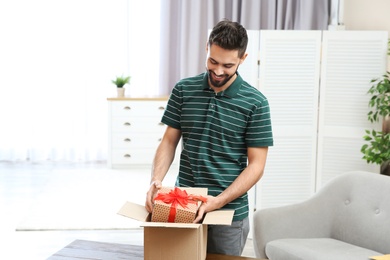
[207,66,239,88]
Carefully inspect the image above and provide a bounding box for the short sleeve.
[161,84,182,130]
[246,98,273,147]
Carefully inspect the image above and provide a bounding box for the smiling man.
[145,19,274,256]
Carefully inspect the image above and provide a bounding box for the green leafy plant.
[361,71,390,166]
[361,130,390,165]
[367,73,390,123]
[112,75,131,88]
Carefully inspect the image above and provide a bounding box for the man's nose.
[213,66,224,76]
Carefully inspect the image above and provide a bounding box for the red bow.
[154,187,207,222]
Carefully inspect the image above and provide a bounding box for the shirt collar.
[202,72,243,98]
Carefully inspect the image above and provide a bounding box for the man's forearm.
[150,140,177,184]
[216,163,263,208]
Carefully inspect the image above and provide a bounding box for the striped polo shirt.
[162,72,273,221]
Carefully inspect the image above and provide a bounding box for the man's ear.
[239,52,248,64]
[205,42,209,52]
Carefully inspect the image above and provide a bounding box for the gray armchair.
[253,171,390,260]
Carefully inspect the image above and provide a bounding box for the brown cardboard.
[144,225,207,260]
[117,187,234,260]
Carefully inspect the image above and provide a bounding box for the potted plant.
[361,40,390,176]
[112,75,131,97]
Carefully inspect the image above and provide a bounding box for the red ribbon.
[154,187,207,222]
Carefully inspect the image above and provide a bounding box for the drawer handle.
[124,138,131,142]
[124,154,131,158]
[158,106,165,110]
[158,122,164,126]
[158,138,162,142]
[124,122,131,126]
[123,106,131,110]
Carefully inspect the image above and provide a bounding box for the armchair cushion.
[266,238,382,260]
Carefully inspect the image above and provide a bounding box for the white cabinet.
[107,97,168,168]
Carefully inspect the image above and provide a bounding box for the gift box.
[151,187,207,223]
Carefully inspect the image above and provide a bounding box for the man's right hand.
[145,180,162,213]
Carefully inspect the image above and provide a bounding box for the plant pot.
[383,115,390,134]
[380,160,390,176]
[117,88,125,97]
[380,116,390,176]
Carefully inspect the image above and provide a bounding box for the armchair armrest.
[253,194,333,258]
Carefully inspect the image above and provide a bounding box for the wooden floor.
[0,162,256,259]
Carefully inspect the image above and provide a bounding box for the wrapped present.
[151,187,207,223]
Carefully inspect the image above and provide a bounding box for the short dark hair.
[208,19,248,58]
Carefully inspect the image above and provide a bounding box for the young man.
[145,19,273,256]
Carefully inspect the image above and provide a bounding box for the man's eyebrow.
[209,57,235,66]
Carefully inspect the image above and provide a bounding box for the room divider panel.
[317,31,388,187]
[238,30,388,211]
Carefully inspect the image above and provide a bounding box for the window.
[0,1,161,161]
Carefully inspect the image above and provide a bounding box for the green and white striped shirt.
[162,72,273,221]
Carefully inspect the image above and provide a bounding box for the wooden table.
[48,239,266,260]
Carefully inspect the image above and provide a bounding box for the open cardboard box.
[117,187,234,260]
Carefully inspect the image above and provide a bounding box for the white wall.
[344,0,390,34]
[344,0,390,70]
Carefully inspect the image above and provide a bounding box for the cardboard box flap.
[203,210,234,225]
[118,201,150,222]
[141,222,201,229]
[118,201,234,225]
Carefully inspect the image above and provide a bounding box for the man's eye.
[210,60,217,64]
[225,65,233,68]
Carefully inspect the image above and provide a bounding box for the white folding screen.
[238,30,261,89]
[240,30,388,211]
[256,31,322,209]
[316,31,388,187]
[237,30,260,239]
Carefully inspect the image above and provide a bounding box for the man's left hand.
[193,195,221,223]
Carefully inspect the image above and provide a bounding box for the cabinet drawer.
[111,148,156,164]
[111,101,166,117]
[111,117,166,133]
[112,133,163,148]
